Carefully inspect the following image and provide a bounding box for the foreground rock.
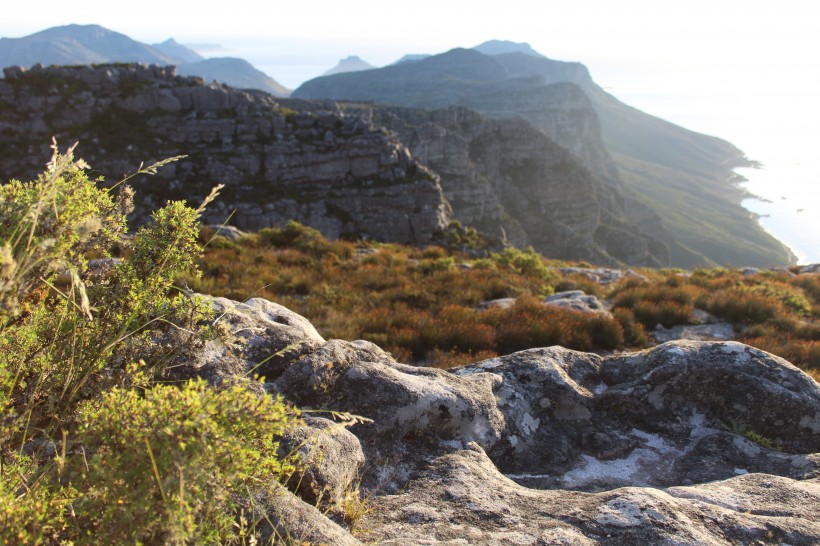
[193,296,820,544]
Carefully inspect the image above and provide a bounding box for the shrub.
[259,220,332,256]
[492,247,557,282]
[699,287,784,324]
[0,143,301,544]
[68,380,297,544]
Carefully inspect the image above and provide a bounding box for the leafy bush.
[0,143,300,543]
[699,287,784,324]
[492,246,557,282]
[68,380,297,544]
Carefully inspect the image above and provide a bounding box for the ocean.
[736,161,820,266]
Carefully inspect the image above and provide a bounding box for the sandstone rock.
[271,338,506,492]
[205,224,247,241]
[187,298,820,543]
[651,322,735,343]
[476,298,516,310]
[556,266,649,286]
[252,483,362,545]
[279,416,366,516]
[359,444,820,545]
[799,263,820,274]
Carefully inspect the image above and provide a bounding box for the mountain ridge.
[0,24,291,97]
[293,44,795,268]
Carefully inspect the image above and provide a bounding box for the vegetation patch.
[0,144,306,544]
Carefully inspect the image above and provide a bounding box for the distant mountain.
[473,40,544,57]
[152,38,203,63]
[0,24,290,97]
[323,55,375,76]
[293,43,795,268]
[0,24,179,67]
[392,54,431,65]
[178,57,289,97]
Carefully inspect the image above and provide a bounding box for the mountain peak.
[323,55,375,76]
[473,40,544,58]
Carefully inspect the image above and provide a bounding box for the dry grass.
[183,223,820,373]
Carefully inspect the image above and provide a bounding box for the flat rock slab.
[360,445,820,545]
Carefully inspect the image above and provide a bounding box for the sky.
[3,0,819,262]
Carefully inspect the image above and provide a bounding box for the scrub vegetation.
[0,144,301,544]
[185,223,819,376]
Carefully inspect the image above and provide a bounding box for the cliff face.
[293,47,797,268]
[350,104,668,266]
[0,64,450,244]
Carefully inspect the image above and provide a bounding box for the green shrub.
[68,380,297,545]
[0,144,301,544]
[492,247,557,282]
[699,287,784,324]
[259,220,332,256]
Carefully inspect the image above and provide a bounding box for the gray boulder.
[187,297,820,544]
[279,416,366,517]
[545,290,609,314]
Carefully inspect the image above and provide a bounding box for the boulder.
[279,416,366,515]
[651,322,735,343]
[189,297,820,543]
[544,290,609,314]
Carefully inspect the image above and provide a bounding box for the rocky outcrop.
[187,294,820,544]
[360,105,669,266]
[293,46,796,268]
[0,63,450,243]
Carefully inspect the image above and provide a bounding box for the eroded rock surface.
[191,297,820,544]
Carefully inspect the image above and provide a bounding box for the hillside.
[0,24,291,97]
[293,43,796,268]
[176,57,290,96]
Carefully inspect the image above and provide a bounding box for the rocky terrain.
[293,44,796,268]
[0,63,671,265]
[181,293,820,544]
[0,64,450,244]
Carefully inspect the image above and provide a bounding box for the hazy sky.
[3,1,816,152]
[3,0,819,260]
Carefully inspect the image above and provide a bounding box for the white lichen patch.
[799,413,820,433]
[719,342,751,362]
[520,413,541,436]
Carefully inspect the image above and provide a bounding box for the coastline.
[736,164,819,265]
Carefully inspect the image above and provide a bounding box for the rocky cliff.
[352,104,669,266]
[0,64,450,244]
[178,293,820,544]
[293,46,796,268]
[0,63,674,265]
